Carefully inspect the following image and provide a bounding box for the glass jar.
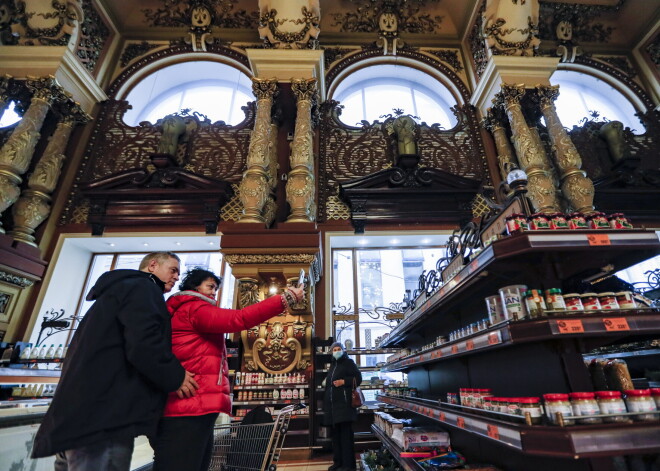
[605,359,634,391]
[615,291,637,309]
[568,212,588,229]
[498,397,509,414]
[581,293,602,310]
[524,289,547,318]
[507,398,521,416]
[598,292,620,310]
[483,396,493,411]
[548,213,569,230]
[624,389,657,421]
[564,293,584,311]
[587,212,610,229]
[506,213,527,235]
[595,391,628,423]
[545,288,566,311]
[569,392,602,424]
[543,393,574,425]
[519,397,543,425]
[608,213,633,229]
[529,213,551,230]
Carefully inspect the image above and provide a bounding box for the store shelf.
[378,395,660,458]
[583,348,660,361]
[382,230,660,347]
[382,310,660,371]
[233,400,307,406]
[0,367,61,384]
[371,424,424,471]
[234,384,309,390]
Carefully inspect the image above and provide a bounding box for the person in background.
[323,342,362,471]
[150,267,305,471]
[32,252,199,471]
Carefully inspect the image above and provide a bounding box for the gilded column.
[238,78,278,224]
[286,78,317,223]
[0,75,12,117]
[0,76,62,234]
[482,108,519,180]
[537,85,595,214]
[498,84,560,213]
[10,105,91,245]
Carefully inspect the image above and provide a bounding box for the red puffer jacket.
[163,291,285,417]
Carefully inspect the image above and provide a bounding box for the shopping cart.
[209,403,306,471]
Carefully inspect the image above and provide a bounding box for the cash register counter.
[0,368,154,470]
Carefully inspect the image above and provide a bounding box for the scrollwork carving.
[258,2,320,49]
[225,254,316,265]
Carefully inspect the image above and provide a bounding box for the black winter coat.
[322,352,362,425]
[32,269,185,458]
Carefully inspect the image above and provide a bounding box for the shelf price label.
[556,319,585,334]
[439,412,446,422]
[586,234,611,246]
[487,424,499,440]
[488,332,500,345]
[466,340,475,351]
[451,345,459,355]
[603,317,630,331]
[456,417,465,429]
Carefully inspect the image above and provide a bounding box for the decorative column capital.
[482,108,506,133]
[25,75,70,105]
[291,78,318,103]
[536,84,560,109]
[499,84,526,109]
[252,78,279,100]
[0,74,13,99]
[61,102,92,126]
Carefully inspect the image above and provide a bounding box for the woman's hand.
[289,286,304,302]
[332,379,345,387]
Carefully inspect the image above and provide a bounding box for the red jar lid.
[518,397,541,403]
[624,389,652,397]
[569,392,595,400]
[650,388,660,396]
[499,397,510,403]
[543,393,569,401]
[595,390,622,398]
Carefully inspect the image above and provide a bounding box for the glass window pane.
[333,250,355,311]
[0,101,21,127]
[219,262,236,309]
[76,254,115,319]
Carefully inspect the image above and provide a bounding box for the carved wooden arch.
[560,57,656,112]
[106,43,253,100]
[324,45,473,106]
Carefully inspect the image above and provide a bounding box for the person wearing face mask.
[323,342,362,471]
[150,267,305,471]
[32,252,199,470]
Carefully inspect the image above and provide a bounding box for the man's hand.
[333,379,345,387]
[176,370,199,399]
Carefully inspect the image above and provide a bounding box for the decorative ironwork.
[333,302,404,344]
[468,0,488,80]
[322,46,360,71]
[645,33,660,68]
[120,42,162,68]
[538,0,626,44]
[34,309,77,347]
[75,0,111,74]
[220,183,244,221]
[331,0,443,35]
[325,187,351,220]
[142,0,259,29]
[423,49,464,73]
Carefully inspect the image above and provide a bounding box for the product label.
[556,319,584,334]
[521,406,542,418]
[603,318,630,332]
[598,400,626,414]
[545,404,573,423]
[572,402,600,416]
[625,399,656,413]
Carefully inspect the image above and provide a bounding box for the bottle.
[235,371,241,386]
[0,345,14,364]
[62,344,69,358]
[30,345,40,359]
[273,389,279,400]
[54,344,63,359]
[299,387,305,399]
[20,345,32,360]
[38,344,48,359]
[45,344,55,360]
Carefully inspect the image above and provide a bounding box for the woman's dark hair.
[180,267,222,291]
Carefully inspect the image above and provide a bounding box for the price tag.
[466,340,475,351]
[587,234,611,246]
[439,412,446,422]
[451,345,459,355]
[603,317,630,331]
[488,332,500,345]
[487,424,499,440]
[556,319,585,334]
[469,259,479,272]
[456,417,465,429]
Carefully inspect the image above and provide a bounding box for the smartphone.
[297,269,306,288]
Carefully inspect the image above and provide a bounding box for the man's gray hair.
[139,252,180,270]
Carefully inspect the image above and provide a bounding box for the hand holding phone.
[297,269,306,289]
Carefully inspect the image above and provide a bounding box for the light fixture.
[268,277,279,295]
[175,242,182,246]
[208,241,215,245]
[358,239,368,245]
[421,238,431,244]
[142,243,149,247]
[390,238,400,244]
[107,243,115,247]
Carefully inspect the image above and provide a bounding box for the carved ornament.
[10,0,82,46]
[0,270,34,288]
[258,2,320,49]
[226,254,317,265]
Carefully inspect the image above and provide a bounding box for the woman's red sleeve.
[190,295,285,334]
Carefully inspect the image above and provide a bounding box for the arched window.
[0,101,21,127]
[122,61,253,126]
[331,64,459,129]
[551,70,643,134]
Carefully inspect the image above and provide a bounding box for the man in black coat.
[32,252,199,470]
[323,342,362,471]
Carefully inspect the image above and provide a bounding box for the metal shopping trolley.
[208,403,305,471]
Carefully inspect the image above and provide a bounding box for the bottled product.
[20,345,32,360]
[54,344,63,359]
[38,345,48,359]
[30,345,40,360]
[569,392,602,424]
[299,388,305,399]
[567,212,588,229]
[563,293,584,311]
[529,213,550,230]
[604,359,634,391]
[235,372,241,385]
[598,292,619,310]
[273,389,279,400]
[623,389,657,421]
[595,391,628,423]
[519,397,542,425]
[499,285,528,321]
[651,388,660,409]
[543,393,574,425]
[524,290,546,318]
[615,292,636,309]
[587,212,610,229]
[545,289,566,311]
[581,293,601,310]
[608,213,633,229]
[549,213,569,230]
[45,345,55,360]
[62,344,69,357]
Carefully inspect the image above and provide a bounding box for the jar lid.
[530,213,548,218]
[650,388,660,396]
[624,389,652,397]
[564,293,580,297]
[598,292,616,296]
[595,390,622,398]
[569,392,596,400]
[609,213,625,217]
[499,397,509,403]
[581,292,598,297]
[543,393,569,401]
[615,291,632,296]
[518,397,541,403]
[568,212,584,217]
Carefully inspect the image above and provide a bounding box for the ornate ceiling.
[99,0,659,50]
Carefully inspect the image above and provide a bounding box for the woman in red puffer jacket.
[150,267,304,471]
